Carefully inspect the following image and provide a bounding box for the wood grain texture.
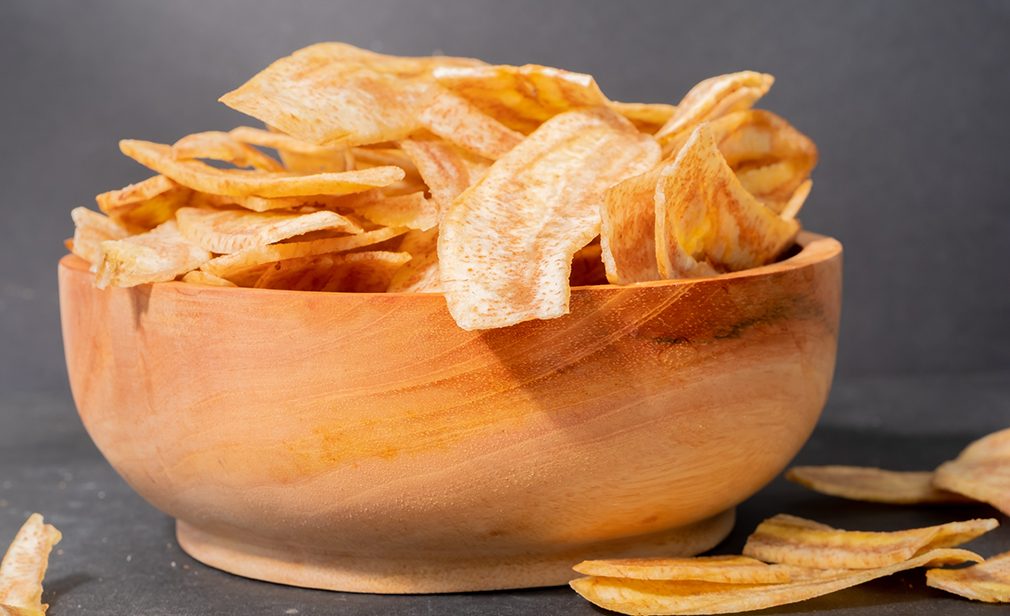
[58,232,841,593]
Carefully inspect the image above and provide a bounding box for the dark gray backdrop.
[2,0,1009,393]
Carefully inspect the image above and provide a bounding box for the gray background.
[2,0,1009,393]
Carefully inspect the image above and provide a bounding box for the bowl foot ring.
[176,508,735,594]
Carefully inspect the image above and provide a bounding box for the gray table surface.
[2,371,1008,615]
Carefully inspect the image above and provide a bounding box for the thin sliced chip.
[200,193,362,213]
[95,220,212,288]
[611,101,678,133]
[120,140,404,198]
[928,550,1010,603]
[0,514,61,616]
[600,165,665,284]
[654,124,799,278]
[399,137,488,211]
[171,131,283,171]
[255,251,410,292]
[570,241,608,286]
[69,207,128,267]
[181,270,237,287]
[229,126,347,156]
[433,63,609,133]
[219,42,482,146]
[786,466,970,505]
[571,548,982,616]
[439,107,660,330]
[574,555,796,584]
[418,89,523,159]
[351,147,417,173]
[95,175,193,232]
[779,179,813,220]
[934,428,1010,516]
[175,207,362,254]
[386,228,441,293]
[202,226,408,282]
[354,191,437,231]
[656,71,774,149]
[743,514,998,569]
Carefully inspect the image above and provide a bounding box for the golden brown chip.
[95,175,192,231]
[69,207,128,267]
[574,555,796,584]
[386,228,441,293]
[432,63,609,133]
[351,147,417,173]
[181,270,237,287]
[927,550,1010,603]
[254,251,410,292]
[120,139,404,198]
[571,548,981,616]
[201,226,408,282]
[570,240,608,286]
[743,514,997,569]
[611,101,678,133]
[779,179,813,220]
[439,107,660,330]
[171,131,283,171]
[0,514,61,616]
[399,137,488,211]
[599,165,665,284]
[354,191,437,231]
[95,220,212,288]
[229,126,348,156]
[655,71,774,150]
[175,207,362,254]
[199,193,360,213]
[786,466,970,505]
[934,428,1010,516]
[654,124,799,278]
[219,42,482,146]
[417,89,523,159]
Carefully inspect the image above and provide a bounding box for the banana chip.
[95,175,193,232]
[654,124,799,278]
[611,101,678,133]
[175,207,362,254]
[433,64,609,133]
[439,107,660,330]
[656,71,774,149]
[199,193,360,213]
[571,548,982,616]
[70,207,128,268]
[171,131,283,172]
[779,179,813,220]
[386,228,441,293]
[0,514,61,616]
[95,220,212,288]
[254,250,410,292]
[399,137,488,211]
[120,140,404,198]
[934,428,1010,516]
[574,555,797,584]
[743,514,997,569]
[354,192,437,231]
[786,466,969,505]
[418,89,523,160]
[220,42,482,146]
[599,165,665,284]
[928,550,1010,603]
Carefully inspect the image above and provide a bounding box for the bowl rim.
[59,230,842,298]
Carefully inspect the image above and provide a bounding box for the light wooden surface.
[58,232,841,593]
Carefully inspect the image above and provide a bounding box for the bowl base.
[176,509,734,594]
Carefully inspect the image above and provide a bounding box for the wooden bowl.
[58,232,841,593]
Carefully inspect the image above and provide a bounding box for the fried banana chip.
[439,107,660,330]
[570,240,608,286]
[934,428,1010,516]
[779,179,813,220]
[95,175,192,232]
[354,191,437,231]
[656,71,774,150]
[171,131,283,171]
[0,514,61,616]
[743,514,998,569]
[254,251,410,292]
[418,89,523,160]
[571,548,982,616]
[399,137,488,211]
[181,270,237,287]
[95,220,212,288]
[202,226,408,282]
[928,550,1010,603]
[786,466,970,505]
[574,555,797,584]
[232,126,354,173]
[611,101,678,133]
[600,165,665,284]
[386,228,441,293]
[219,42,482,146]
[175,207,362,254]
[654,124,799,278]
[432,63,609,133]
[120,139,404,198]
[199,193,359,213]
[69,207,128,268]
